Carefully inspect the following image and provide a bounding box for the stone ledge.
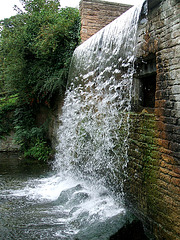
[79,0,132,42]
[80,0,132,8]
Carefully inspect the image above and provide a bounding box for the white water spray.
[1,2,145,239]
[55,1,145,195]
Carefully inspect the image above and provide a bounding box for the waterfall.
[55,0,145,195]
[0,2,146,240]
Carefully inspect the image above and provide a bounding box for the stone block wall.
[124,0,180,239]
[79,0,180,238]
[79,0,132,42]
[2,1,179,239]
[0,95,64,152]
[0,131,20,152]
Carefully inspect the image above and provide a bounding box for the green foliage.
[0,94,18,108]
[12,103,52,161]
[0,0,81,102]
[0,0,81,162]
[24,138,52,162]
[0,94,18,138]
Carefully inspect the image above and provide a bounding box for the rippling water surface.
[0,2,145,239]
[0,153,128,240]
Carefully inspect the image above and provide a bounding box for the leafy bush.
[0,0,81,162]
[24,138,52,162]
[0,1,81,103]
[13,103,52,161]
[0,94,18,138]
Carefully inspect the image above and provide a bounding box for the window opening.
[139,73,156,108]
[132,56,156,111]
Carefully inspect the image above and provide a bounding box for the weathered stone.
[79,0,132,42]
[171,177,180,186]
[0,131,20,152]
[124,0,179,238]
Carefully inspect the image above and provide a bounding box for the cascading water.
[52,0,145,237]
[55,0,145,196]
[0,1,145,239]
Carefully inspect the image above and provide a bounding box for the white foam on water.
[54,0,145,195]
[3,1,145,238]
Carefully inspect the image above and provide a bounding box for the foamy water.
[0,1,145,239]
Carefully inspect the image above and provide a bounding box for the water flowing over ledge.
[55,0,145,195]
[0,1,147,239]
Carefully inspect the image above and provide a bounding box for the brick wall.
[79,0,132,42]
[79,0,180,239]
[124,0,180,239]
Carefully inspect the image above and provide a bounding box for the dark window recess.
[139,74,156,108]
[132,56,157,111]
[148,0,162,11]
